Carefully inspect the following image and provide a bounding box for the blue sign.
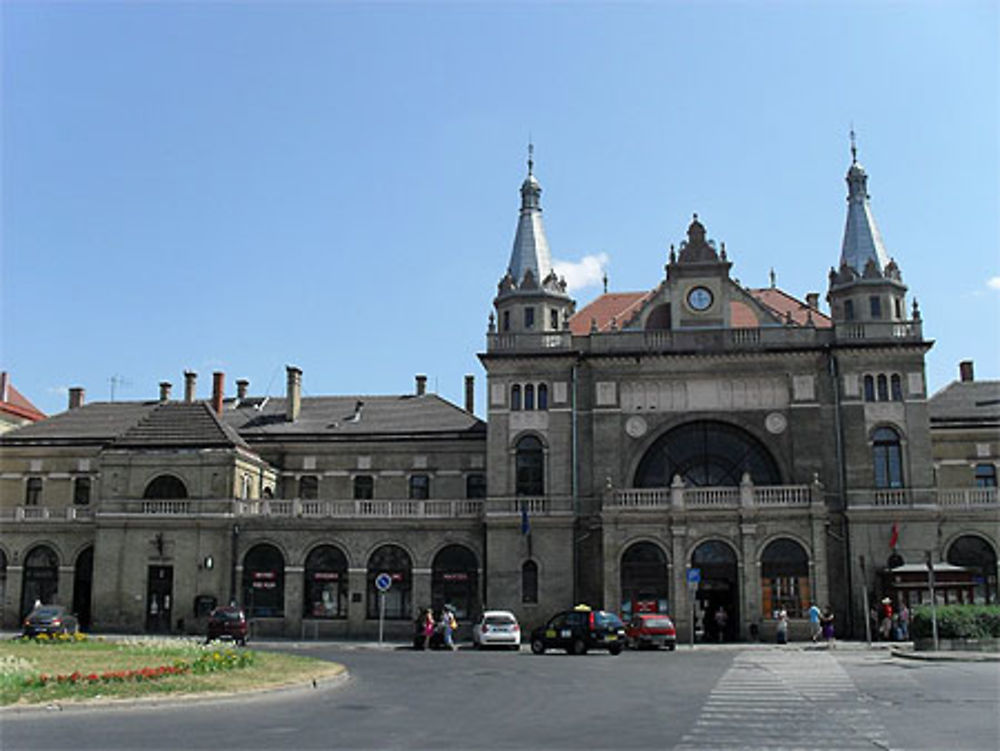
[375,572,393,592]
[686,568,701,585]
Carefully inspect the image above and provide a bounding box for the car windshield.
[31,608,61,618]
[592,611,623,627]
[642,617,673,628]
[485,615,515,626]
[212,610,242,621]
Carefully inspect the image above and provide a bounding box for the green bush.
[910,604,1000,639]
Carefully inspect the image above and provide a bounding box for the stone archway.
[691,540,739,643]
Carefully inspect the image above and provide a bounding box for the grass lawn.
[1,636,345,706]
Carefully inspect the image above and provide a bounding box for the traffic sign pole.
[687,568,701,648]
[374,572,392,646]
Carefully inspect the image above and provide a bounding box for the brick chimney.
[805,292,820,310]
[212,372,225,416]
[159,382,172,402]
[184,371,197,403]
[236,379,249,400]
[0,372,8,403]
[68,387,85,410]
[959,360,975,382]
[416,374,427,396]
[286,365,302,422]
[464,375,475,413]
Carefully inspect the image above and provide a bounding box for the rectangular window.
[844,300,854,321]
[549,309,559,330]
[869,296,882,319]
[73,477,91,506]
[894,298,902,319]
[409,474,430,500]
[299,475,319,500]
[354,475,374,500]
[761,576,809,619]
[25,477,42,506]
[975,464,997,488]
[502,310,510,332]
[465,473,487,499]
[524,307,535,330]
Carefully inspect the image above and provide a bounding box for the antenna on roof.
[109,374,132,402]
[769,268,777,289]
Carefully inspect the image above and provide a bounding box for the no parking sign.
[375,572,393,592]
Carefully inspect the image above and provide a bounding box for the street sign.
[687,568,701,585]
[375,572,392,592]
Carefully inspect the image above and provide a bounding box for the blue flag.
[520,503,530,536]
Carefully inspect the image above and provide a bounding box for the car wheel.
[530,638,546,655]
[668,643,676,651]
[571,638,587,656]
[609,644,623,656]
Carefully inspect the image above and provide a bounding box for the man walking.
[808,602,822,642]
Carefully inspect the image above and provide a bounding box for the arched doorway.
[21,545,59,617]
[947,535,997,604]
[635,420,781,487]
[431,544,479,619]
[242,544,285,618]
[620,542,670,618]
[760,538,810,618]
[367,545,412,620]
[73,546,94,631]
[691,540,739,642]
[303,545,348,619]
[143,475,188,499]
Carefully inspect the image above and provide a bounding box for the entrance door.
[692,540,739,642]
[146,565,173,633]
[73,547,94,631]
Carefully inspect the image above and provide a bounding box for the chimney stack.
[212,372,225,416]
[464,375,475,413]
[184,371,197,403]
[286,365,302,422]
[159,382,172,402]
[805,292,820,310]
[0,372,8,403]
[959,360,975,383]
[68,387,85,410]
[416,374,427,396]
[236,379,249,400]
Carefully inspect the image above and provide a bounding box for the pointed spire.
[506,143,553,287]
[839,131,892,275]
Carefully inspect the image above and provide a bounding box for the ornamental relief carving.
[620,377,789,412]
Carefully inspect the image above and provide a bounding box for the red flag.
[889,522,899,549]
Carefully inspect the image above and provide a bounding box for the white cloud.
[988,276,1000,290]
[553,253,610,293]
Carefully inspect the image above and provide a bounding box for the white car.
[472,610,521,650]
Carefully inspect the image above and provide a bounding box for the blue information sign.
[686,568,701,585]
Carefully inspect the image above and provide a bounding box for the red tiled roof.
[748,288,832,328]
[569,292,651,334]
[0,374,46,422]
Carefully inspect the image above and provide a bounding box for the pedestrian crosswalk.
[675,649,891,751]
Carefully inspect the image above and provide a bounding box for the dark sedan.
[206,605,249,645]
[22,605,79,637]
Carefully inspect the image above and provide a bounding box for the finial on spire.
[850,126,857,165]
[527,140,534,177]
[602,271,608,294]
[769,267,776,288]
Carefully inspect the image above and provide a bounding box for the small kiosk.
[881,562,976,608]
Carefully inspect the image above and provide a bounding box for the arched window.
[635,420,781,488]
[299,475,319,500]
[863,375,875,402]
[620,542,669,618]
[242,544,285,618]
[465,473,487,499]
[524,384,535,411]
[431,545,479,619]
[367,545,412,619]
[760,539,810,618]
[304,545,348,619]
[515,435,544,496]
[890,374,903,401]
[143,475,187,500]
[354,475,374,500]
[21,545,59,617]
[521,560,538,604]
[947,535,997,604]
[876,374,889,401]
[511,385,522,411]
[873,427,904,488]
[537,383,548,411]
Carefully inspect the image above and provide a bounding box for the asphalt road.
[2,644,997,751]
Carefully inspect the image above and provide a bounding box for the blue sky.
[3,1,997,417]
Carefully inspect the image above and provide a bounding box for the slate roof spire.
[506,142,554,286]
[839,130,892,274]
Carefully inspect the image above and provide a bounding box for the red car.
[206,606,248,645]
[625,613,677,650]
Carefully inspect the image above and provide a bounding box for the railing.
[0,505,95,522]
[605,485,812,510]
[583,327,827,355]
[834,320,923,342]
[484,496,574,515]
[236,498,484,519]
[487,331,573,352]
[847,487,997,508]
[937,488,998,507]
[754,486,813,505]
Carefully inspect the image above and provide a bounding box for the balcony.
[848,487,998,509]
[236,498,483,519]
[833,320,923,342]
[605,484,815,511]
[484,496,574,516]
[0,505,94,522]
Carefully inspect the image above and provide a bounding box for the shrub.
[911,604,1000,639]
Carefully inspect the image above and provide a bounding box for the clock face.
[687,286,713,311]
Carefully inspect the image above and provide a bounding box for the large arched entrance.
[760,538,810,618]
[303,545,348,619]
[431,545,479,619]
[635,420,782,487]
[947,535,997,604]
[73,546,94,631]
[691,540,739,642]
[21,545,59,617]
[620,542,670,618]
[143,475,188,499]
[367,545,412,620]
[242,544,285,618]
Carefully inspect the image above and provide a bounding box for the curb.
[891,648,1000,663]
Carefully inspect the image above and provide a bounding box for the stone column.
[671,525,690,642]
[5,566,23,627]
[285,566,303,637]
[347,567,367,636]
[412,568,432,612]
[740,523,759,640]
[58,565,74,611]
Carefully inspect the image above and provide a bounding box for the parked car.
[625,613,677,650]
[206,605,248,645]
[472,610,521,650]
[22,605,79,637]
[530,605,625,655]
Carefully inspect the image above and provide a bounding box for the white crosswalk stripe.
[675,650,891,751]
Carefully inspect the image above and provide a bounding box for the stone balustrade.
[605,484,813,510]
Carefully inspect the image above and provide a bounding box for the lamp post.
[230,524,240,606]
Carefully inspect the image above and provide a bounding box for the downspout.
[572,360,579,605]
[828,350,854,636]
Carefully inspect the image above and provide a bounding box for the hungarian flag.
[889,522,899,549]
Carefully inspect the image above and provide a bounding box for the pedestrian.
[775,609,789,644]
[879,597,893,641]
[821,607,835,643]
[808,602,822,642]
[714,606,728,643]
[899,602,910,641]
[421,608,435,650]
[439,607,458,651]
